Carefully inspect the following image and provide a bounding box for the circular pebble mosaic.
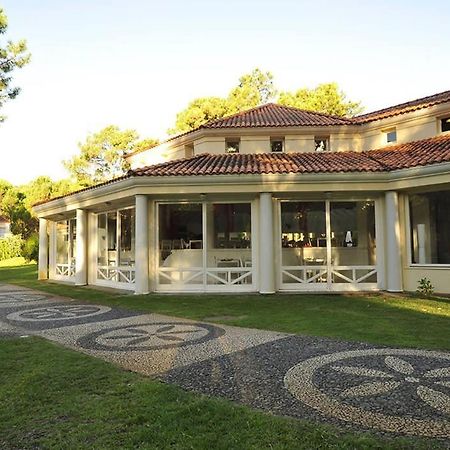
[7,305,111,322]
[77,322,226,352]
[284,348,450,437]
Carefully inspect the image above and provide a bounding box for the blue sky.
[1,0,449,184]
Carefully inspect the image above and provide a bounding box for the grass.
[0,336,439,449]
[0,259,449,350]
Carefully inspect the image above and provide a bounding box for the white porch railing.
[281,264,377,288]
[206,267,253,285]
[97,265,136,284]
[157,267,253,288]
[56,263,75,278]
[281,265,328,284]
[331,265,377,284]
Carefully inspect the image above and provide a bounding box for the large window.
[280,201,377,288]
[410,191,450,264]
[157,202,253,290]
[55,218,76,277]
[97,207,135,284]
[158,203,203,286]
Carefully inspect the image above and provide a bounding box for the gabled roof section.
[200,103,354,128]
[129,134,450,177]
[354,90,450,124]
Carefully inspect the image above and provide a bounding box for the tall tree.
[278,82,363,117]
[0,7,30,122]
[64,125,159,186]
[169,68,276,135]
[226,68,276,113]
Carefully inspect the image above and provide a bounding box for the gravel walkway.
[1,283,449,440]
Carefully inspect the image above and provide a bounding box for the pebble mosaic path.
[0,283,449,440]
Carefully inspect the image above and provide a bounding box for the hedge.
[0,234,24,261]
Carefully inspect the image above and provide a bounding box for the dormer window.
[441,117,450,133]
[384,128,397,144]
[225,139,240,153]
[314,137,329,152]
[270,138,284,153]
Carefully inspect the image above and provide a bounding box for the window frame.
[405,192,450,267]
[225,138,240,154]
[314,136,330,152]
[270,137,284,153]
[383,128,397,144]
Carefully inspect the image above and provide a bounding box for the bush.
[416,277,435,297]
[22,232,39,262]
[0,234,24,261]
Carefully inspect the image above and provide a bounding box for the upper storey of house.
[127,90,450,169]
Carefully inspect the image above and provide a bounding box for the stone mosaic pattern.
[284,348,450,438]
[0,283,449,440]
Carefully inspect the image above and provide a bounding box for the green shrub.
[22,232,39,262]
[416,277,435,296]
[0,234,24,261]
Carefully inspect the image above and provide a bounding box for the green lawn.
[0,260,449,350]
[0,337,438,450]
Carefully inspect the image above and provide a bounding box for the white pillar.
[259,193,275,294]
[75,209,88,286]
[38,218,48,280]
[135,194,149,294]
[385,191,402,292]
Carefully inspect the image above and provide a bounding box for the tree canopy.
[0,7,30,122]
[169,69,276,135]
[169,70,362,134]
[278,82,363,117]
[63,125,159,187]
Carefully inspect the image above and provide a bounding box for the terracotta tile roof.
[34,134,450,208]
[200,103,354,128]
[354,90,450,123]
[129,134,450,177]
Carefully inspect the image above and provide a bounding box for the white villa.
[34,90,450,295]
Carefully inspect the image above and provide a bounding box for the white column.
[38,218,48,280]
[75,209,88,286]
[135,194,149,294]
[259,193,275,294]
[385,191,402,292]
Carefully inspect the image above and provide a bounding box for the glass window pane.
[107,212,117,266]
[119,208,135,266]
[69,218,77,261]
[330,202,376,282]
[56,220,69,264]
[158,203,203,286]
[281,202,326,271]
[410,191,450,264]
[97,214,107,266]
[206,203,252,286]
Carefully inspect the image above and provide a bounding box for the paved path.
[0,283,449,440]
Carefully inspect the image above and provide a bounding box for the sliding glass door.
[280,200,377,291]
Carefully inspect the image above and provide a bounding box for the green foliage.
[21,176,81,211]
[226,68,277,113]
[169,68,276,134]
[416,277,435,297]
[22,232,39,262]
[0,234,23,260]
[168,97,229,134]
[0,7,31,121]
[64,125,159,186]
[169,71,362,134]
[278,82,363,117]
